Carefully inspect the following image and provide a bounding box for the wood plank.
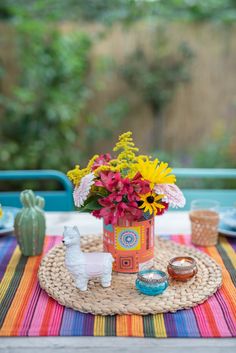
[0,337,236,353]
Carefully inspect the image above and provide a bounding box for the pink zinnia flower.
[154,184,185,208]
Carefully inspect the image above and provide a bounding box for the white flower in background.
[73,173,95,208]
[154,184,186,208]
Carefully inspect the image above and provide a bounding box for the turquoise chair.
[0,170,74,211]
[0,168,235,211]
[174,168,236,210]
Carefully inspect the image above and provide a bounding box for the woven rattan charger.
[38,235,222,316]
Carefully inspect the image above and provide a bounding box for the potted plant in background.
[67,132,185,273]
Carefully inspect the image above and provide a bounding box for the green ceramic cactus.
[14,190,46,256]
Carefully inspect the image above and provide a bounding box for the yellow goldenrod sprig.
[94,162,129,176]
[86,154,99,171]
[67,165,88,186]
[67,154,100,186]
[113,131,139,164]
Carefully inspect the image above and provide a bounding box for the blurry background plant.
[120,30,193,148]
[0,0,235,191]
[0,22,128,169]
[1,0,235,23]
[0,24,92,171]
[153,131,236,189]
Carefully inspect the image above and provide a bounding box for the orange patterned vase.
[103,216,155,273]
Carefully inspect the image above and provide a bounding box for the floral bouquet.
[67,131,185,225]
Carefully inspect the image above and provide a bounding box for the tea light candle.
[135,269,168,296]
[167,256,197,281]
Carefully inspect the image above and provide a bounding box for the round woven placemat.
[38,236,222,315]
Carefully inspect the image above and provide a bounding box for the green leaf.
[79,196,103,212]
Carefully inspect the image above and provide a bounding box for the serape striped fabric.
[0,234,235,337]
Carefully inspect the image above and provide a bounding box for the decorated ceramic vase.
[103,216,154,273]
[14,190,46,256]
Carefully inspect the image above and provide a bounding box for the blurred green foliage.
[121,31,193,147]
[153,132,236,189]
[155,132,236,169]
[0,24,91,171]
[121,37,193,115]
[1,0,236,23]
[192,133,236,169]
[0,22,127,174]
[0,0,235,192]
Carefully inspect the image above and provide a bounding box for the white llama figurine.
[63,226,114,291]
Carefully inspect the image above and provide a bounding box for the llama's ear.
[73,225,79,234]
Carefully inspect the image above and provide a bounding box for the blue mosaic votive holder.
[135,269,168,296]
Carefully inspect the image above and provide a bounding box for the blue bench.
[0,168,235,211]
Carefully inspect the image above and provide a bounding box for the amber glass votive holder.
[167,256,197,281]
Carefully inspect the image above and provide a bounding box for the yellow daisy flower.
[135,157,176,187]
[138,192,165,215]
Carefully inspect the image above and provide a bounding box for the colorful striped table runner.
[0,235,235,337]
